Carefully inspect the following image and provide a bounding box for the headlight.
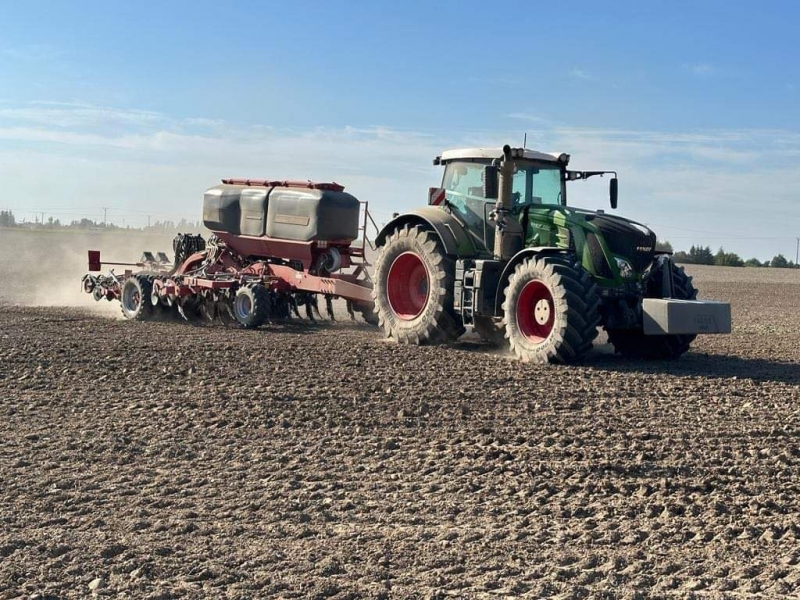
[614,257,635,278]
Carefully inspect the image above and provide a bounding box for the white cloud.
[0,103,164,130]
[3,44,63,61]
[506,112,551,124]
[1,100,799,259]
[569,68,593,80]
[688,63,714,76]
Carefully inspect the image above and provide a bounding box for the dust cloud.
[0,229,181,317]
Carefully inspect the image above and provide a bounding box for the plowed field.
[1,261,799,599]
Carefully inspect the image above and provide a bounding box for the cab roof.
[437,147,567,164]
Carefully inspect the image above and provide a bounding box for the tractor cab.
[434,148,571,254]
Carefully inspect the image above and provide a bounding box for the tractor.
[372,145,730,362]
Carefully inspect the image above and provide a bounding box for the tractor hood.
[568,208,657,274]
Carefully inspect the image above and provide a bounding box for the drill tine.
[305,299,315,321]
[346,300,356,321]
[312,295,323,319]
[325,295,335,321]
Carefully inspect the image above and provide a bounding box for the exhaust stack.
[493,145,524,260]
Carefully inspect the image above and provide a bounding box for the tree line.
[658,241,797,269]
[0,210,201,233]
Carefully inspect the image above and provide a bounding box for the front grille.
[592,215,656,273]
[585,232,614,278]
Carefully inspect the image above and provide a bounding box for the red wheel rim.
[387,252,429,320]
[516,280,555,343]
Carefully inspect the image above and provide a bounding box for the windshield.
[511,163,563,208]
[442,161,564,213]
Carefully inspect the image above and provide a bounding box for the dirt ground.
[1,232,799,599]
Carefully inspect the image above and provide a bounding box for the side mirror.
[483,165,498,199]
[609,177,618,209]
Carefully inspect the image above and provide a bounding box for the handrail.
[358,201,379,255]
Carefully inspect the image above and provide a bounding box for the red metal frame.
[84,200,378,310]
[221,178,345,192]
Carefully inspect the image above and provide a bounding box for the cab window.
[511,164,563,208]
[441,162,490,233]
[442,163,486,201]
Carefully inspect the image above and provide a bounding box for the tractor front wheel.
[503,255,600,363]
[373,224,463,344]
[606,261,697,359]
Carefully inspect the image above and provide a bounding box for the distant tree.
[655,239,673,252]
[673,250,690,263]
[0,209,15,227]
[714,247,744,267]
[687,245,714,265]
[771,254,790,268]
[70,218,100,228]
[744,258,762,267]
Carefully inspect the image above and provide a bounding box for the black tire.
[232,284,271,329]
[372,224,464,344]
[271,293,291,320]
[502,255,600,363]
[472,316,508,347]
[356,303,379,326]
[120,274,155,321]
[606,261,697,359]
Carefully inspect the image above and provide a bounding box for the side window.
[443,163,485,199]
[512,169,527,206]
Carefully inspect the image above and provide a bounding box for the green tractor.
[372,145,730,363]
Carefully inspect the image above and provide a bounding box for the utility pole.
[147,215,151,228]
[102,207,108,225]
[796,237,799,267]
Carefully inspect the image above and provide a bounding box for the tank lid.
[221,178,344,192]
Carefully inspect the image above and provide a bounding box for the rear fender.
[375,207,477,257]
[493,247,571,315]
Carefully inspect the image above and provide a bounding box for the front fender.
[375,206,478,257]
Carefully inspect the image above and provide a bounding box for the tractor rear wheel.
[606,261,697,359]
[502,255,600,363]
[232,284,271,329]
[120,275,155,321]
[373,224,464,344]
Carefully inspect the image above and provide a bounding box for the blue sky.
[1,0,799,259]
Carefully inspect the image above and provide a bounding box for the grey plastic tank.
[239,188,269,236]
[203,181,360,243]
[203,185,243,235]
[266,187,359,242]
